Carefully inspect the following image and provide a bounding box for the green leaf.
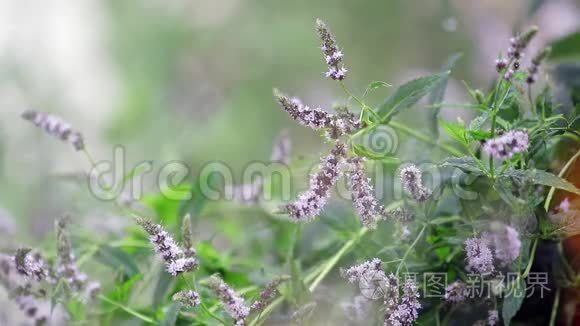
[438,156,485,175]
[378,72,449,122]
[109,274,143,303]
[153,266,175,307]
[549,31,580,61]
[441,121,468,145]
[364,80,392,97]
[352,143,400,163]
[428,53,463,137]
[503,169,580,195]
[95,244,140,278]
[179,172,220,218]
[502,278,526,325]
[429,215,461,225]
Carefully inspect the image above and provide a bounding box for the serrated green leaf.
[428,53,463,137]
[549,31,580,61]
[503,169,580,195]
[378,73,449,122]
[502,278,526,325]
[441,121,468,145]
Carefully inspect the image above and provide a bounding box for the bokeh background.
[1,0,579,236]
[0,0,579,324]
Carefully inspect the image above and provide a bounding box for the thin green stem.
[396,224,427,275]
[250,227,368,325]
[340,81,365,108]
[98,295,155,324]
[83,149,97,170]
[545,149,580,211]
[549,287,561,326]
[389,121,463,156]
[489,83,512,179]
[309,227,368,291]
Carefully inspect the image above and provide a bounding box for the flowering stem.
[489,83,512,179]
[249,227,368,326]
[83,148,98,170]
[396,224,427,275]
[309,227,368,291]
[184,275,228,325]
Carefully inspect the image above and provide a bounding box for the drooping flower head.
[135,217,198,276]
[464,237,495,274]
[316,19,347,80]
[22,110,85,151]
[346,157,385,228]
[483,130,529,160]
[208,275,250,326]
[341,258,384,284]
[274,90,332,129]
[250,275,290,313]
[400,164,431,202]
[283,142,347,221]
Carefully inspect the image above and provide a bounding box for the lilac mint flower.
[444,281,468,304]
[208,276,250,326]
[346,157,385,229]
[14,248,49,282]
[22,110,85,151]
[316,19,347,80]
[483,130,529,160]
[488,222,521,266]
[274,90,332,129]
[526,47,551,84]
[341,258,384,284]
[385,278,421,326]
[488,310,499,326]
[56,219,90,292]
[173,290,201,307]
[464,237,495,274]
[135,217,198,276]
[400,164,431,202]
[250,275,290,313]
[283,142,346,221]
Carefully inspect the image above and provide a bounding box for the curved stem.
[249,227,368,325]
[396,224,427,275]
[98,295,155,324]
[544,149,580,211]
[549,287,561,326]
[389,121,463,156]
[309,227,368,291]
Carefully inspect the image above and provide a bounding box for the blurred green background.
[0,0,578,246]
